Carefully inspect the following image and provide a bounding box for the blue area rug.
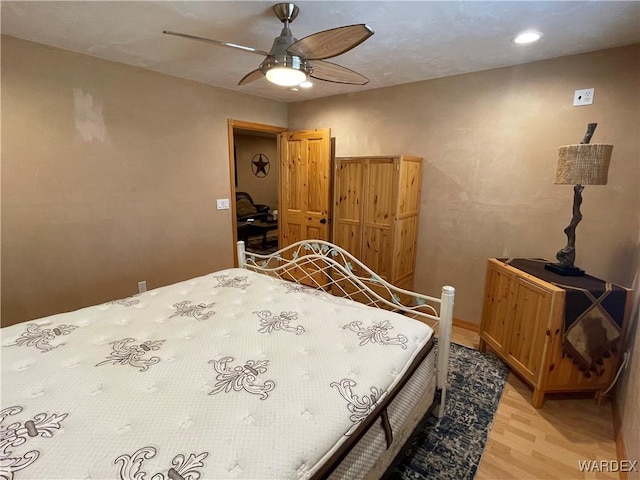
[386,341,509,480]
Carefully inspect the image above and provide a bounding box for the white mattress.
[1,268,434,479]
[329,349,436,479]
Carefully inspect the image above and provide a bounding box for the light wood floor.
[447,325,619,480]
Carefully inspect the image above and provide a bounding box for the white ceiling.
[2,1,639,103]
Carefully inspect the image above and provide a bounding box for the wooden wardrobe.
[333,155,423,292]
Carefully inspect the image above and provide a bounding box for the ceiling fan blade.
[238,69,264,86]
[163,30,268,56]
[308,60,369,85]
[287,24,374,60]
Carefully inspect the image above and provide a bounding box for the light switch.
[216,199,230,210]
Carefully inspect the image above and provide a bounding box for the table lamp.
[545,123,613,276]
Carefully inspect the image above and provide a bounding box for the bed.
[1,240,454,480]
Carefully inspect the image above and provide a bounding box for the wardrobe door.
[362,158,396,280]
[333,158,365,272]
[393,157,422,284]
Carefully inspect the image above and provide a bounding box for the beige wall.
[288,44,640,325]
[235,134,278,211]
[1,36,287,326]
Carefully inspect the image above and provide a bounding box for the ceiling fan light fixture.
[165,3,373,88]
[260,54,311,87]
[265,67,307,86]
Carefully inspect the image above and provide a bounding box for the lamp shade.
[554,144,613,185]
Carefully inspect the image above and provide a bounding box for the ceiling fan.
[163,3,374,88]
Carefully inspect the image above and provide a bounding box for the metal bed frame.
[237,239,454,418]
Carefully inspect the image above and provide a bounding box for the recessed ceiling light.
[299,81,313,89]
[513,31,542,44]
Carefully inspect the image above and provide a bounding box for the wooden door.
[363,158,396,280]
[480,262,514,353]
[333,158,365,273]
[506,277,553,387]
[393,157,422,286]
[279,128,332,248]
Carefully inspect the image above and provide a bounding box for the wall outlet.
[573,88,594,106]
[216,198,230,210]
[137,280,147,293]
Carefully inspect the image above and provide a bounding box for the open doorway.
[227,120,286,264]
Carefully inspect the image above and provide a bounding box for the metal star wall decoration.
[251,153,270,177]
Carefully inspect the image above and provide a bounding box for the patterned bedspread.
[1,268,433,479]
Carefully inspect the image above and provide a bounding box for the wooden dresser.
[332,155,422,292]
[480,258,632,408]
